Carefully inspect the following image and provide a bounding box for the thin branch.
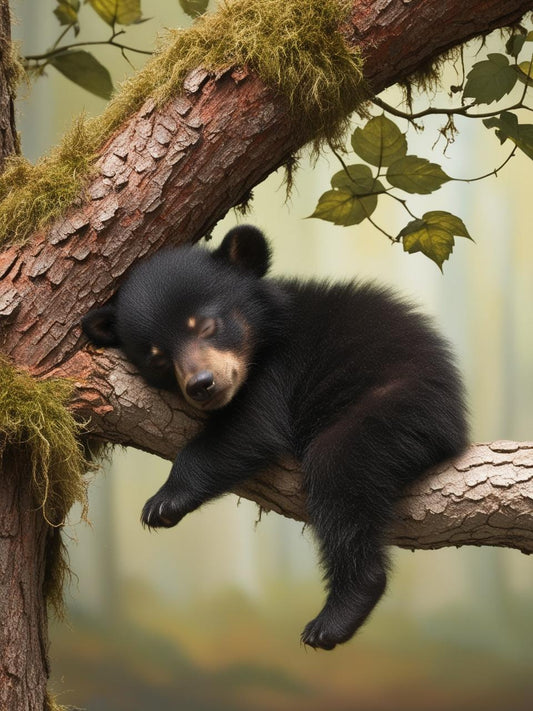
[120,47,136,71]
[24,39,152,63]
[327,141,352,176]
[383,190,420,221]
[454,145,518,183]
[51,24,73,52]
[366,215,397,242]
[372,95,530,122]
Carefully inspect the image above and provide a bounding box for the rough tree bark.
[0,0,17,170]
[0,454,51,711]
[0,2,51,709]
[1,0,533,705]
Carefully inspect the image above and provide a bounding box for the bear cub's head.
[82,226,279,411]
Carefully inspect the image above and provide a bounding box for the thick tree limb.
[1,0,532,556]
[59,350,533,555]
[1,0,532,372]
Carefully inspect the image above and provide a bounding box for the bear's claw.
[300,607,362,651]
[301,617,339,651]
[141,489,191,529]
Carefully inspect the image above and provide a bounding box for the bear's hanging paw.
[141,486,198,529]
[300,607,360,651]
[301,567,388,649]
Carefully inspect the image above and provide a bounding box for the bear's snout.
[185,370,216,403]
[175,345,248,411]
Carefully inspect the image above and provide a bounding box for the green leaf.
[387,156,450,194]
[309,188,380,226]
[463,53,517,104]
[53,6,77,25]
[399,211,471,270]
[506,33,526,58]
[515,60,533,87]
[50,50,113,100]
[330,164,378,194]
[87,0,142,26]
[483,111,519,143]
[54,0,79,25]
[483,111,533,160]
[351,115,407,167]
[179,0,209,18]
[425,211,471,239]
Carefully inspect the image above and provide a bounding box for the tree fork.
[0,20,531,701]
[1,2,532,703]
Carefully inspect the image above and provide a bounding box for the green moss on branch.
[0,118,96,245]
[0,0,365,245]
[0,356,89,615]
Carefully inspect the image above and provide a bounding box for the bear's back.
[273,278,465,452]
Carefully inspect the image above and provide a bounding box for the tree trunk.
[0,452,50,711]
[0,2,50,708]
[0,0,17,171]
[1,0,533,704]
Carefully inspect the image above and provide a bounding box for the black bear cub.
[82,225,467,650]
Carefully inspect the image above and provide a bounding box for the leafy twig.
[24,39,152,64]
[372,95,530,122]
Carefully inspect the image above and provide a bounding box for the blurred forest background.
[10,1,533,709]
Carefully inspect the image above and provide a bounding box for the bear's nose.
[186,370,215,402]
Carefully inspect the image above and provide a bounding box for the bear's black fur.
[82,225,468,650]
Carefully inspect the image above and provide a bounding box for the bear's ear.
[81,303,120,347]
[212,225,271,277]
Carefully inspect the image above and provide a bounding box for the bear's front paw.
[141,488,196,529]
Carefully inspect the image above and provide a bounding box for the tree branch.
[57,350,533,554]
[2,0,533,370]
[1,0,533,553]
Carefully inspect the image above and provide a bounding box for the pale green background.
[10,2,533,709]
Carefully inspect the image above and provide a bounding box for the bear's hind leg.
[300,381,454,650]
[301,485,390,650]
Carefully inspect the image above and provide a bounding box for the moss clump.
[154,0,365,137]
[0,356,89,615]
[0,356,89,525]
[45,689,68,711]
[0,0,365,246]
[0,118,96,244]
